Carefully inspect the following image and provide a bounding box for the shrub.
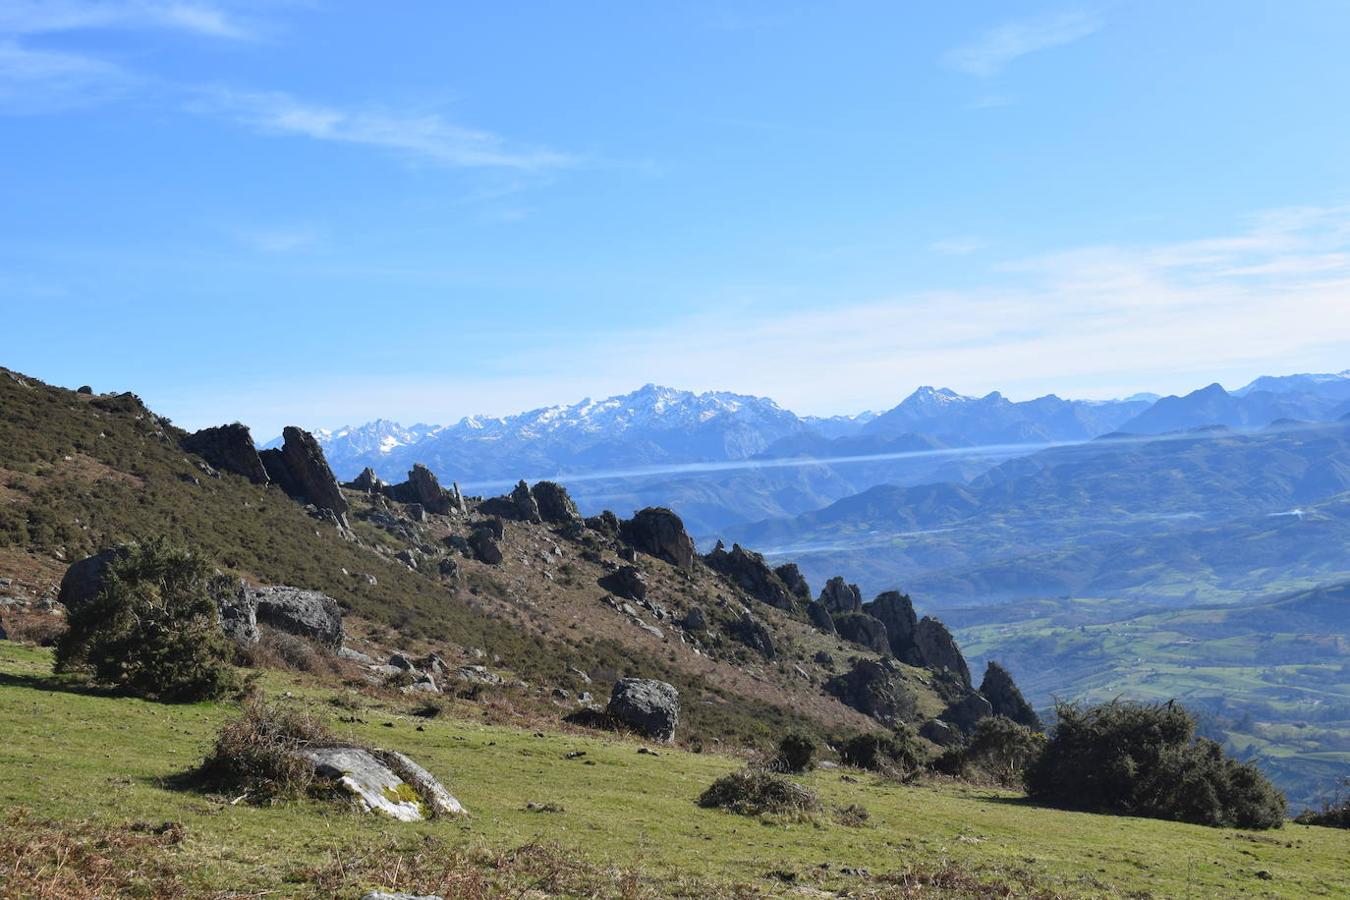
[936,716,1045,786]
[838,727,923,779]
[698,769,821,818]
[773,732,817,773]
[193,699,335,803]
[54,540,238,702]
[1025,701,1286,829]
[1295,782,1350,828]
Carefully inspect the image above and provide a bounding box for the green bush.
[1025,701,1286,829]
[838,727,923,779]
[935,716,1045,786]
[773,732,817,773]
[55,540,239,702]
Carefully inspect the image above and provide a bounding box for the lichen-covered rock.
[607,677,680,742]
[833,611,890,655]
[376,749,466,817]
[703,541,797,611]
[181,423,268,484]
[773,562,812,602]
[913,616,971,688]
[868,591,920,663]
[806,601,836,635]
[248,585,344,650]
[619,508,696,569]
[818,576,862,615]
[979,661,1042,730]
[299,747,424,821]
[600,565,647,602]
[532,480,582,524]
[730,611,776,659]
[825,658,915,726]
[939,691,993,735]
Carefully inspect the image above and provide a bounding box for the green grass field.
[2,643,1347,898]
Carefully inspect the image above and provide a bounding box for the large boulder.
[392,464,451,515]
[607,677,680,742]
[299,747,463,822]
[584,510,620,539]
[818,576,862,615]
[867,591,920,663]
[913,616,971,688]
[248,586,344,650]
[979,661,1042,730]
[773,563,812,603]
[212,576,259,646]
[806,601,836,635]
[833,611,890,655]
[703,541,797,611]
[57,546,129,613]
[532,481,582,524]
[181,423,268,484]
[939,692,994,735]
[825,659,915,726]
[261,427,350,527]
[619,508,696,570]
[599,565,646,602]
[350,467,384,493]
[511,480,542,523]
[730,611,776,659]
[467,526,503,564]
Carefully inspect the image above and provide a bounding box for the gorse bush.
[1025,701,1286,829]
[773,732,817,773]
[935,716,1045,786]
[55,540,238,701]
[838,726,923,779]
[697,769,821,819]
[194,699,335,803]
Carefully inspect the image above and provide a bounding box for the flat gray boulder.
[248,585,344,650]
[607,677,679,742]
[301,747,424,821]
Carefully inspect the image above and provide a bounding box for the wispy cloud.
[945,11,1101,76]
[0,1,253,40]
[192,88,575,170]
[0,39,136,112]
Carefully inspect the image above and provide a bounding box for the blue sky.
[4,1,1350,436]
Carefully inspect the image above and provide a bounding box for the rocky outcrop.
[818,576,862,615]
[703,541,797,611]
[248,586,344,651]
[181,423,268,484]
[57,546,129,612]
[868,591,920,663]
[773,563,812,603]
[388,464,451,514]
[619,508,696,570]
[980,661,1042,730]
[511,480,542,523]
[919,719,963,748]
[825,658,915,726]
[261,427,349,528]
[607,678,680,742]
[833,611,890,655]
[532,481,581,524]
[939,692,993,735]
[584,510,620,538]
[913,617,971,687]
[806,601,836,634]
[599,565,646,602]
[730,611,776,659]
[350,467,384,493]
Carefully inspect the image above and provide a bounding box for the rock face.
[867,591,920,663]
[248,586,344,650]
[585,510,620,538]
[806,601,836,635]
[980,661,1042,730]
[532,481,581,524]
[212,577,259,646]
[600,565,646,602]
[619,508,696,570]
[181,423,268,484]
[773,563,812,602]
[913,616,971,687]
[388,464,451,514]
[833,611,890,655]
[57,546,129,612]
[350,467,384,493]
[703,541,797,611]
[731,611,776,659]
[511,480,542,523]
[261,427,350,527]
[818,576,862,615]
[939,692,994,735]
[299,747,462,822]
[607,677,680,742]
[825,659,915,726]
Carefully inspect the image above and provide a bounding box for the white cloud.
[0,1,252,40]
[945,11,1101,76]
[192,88,575,170]
[0,39,135,111]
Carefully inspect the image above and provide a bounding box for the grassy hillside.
[3,642,1347,898]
